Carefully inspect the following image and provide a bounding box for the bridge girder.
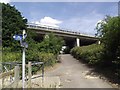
[27,25,99,48]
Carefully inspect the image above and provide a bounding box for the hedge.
[2,49,57,74]
[70,44,103,65]
[3,51,56,66]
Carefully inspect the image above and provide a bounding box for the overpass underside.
[29,28,98,50]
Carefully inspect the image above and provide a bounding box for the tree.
[96,16,120,66]
[1,3,64,67]
[38,33,64,54]
[25,33,64,62]
[2,3,27,48]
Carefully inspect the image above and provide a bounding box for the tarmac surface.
[45,54,113,88]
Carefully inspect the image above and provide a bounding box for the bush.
[70,44,103,65]
[38,52,56,66]
[96,16,120,67]
[3,47,21,62]
[30,52,56,74]
[26,44,39,62]
[38,33,64,55]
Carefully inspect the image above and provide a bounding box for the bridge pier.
[98,40,101,44]
[76,38,80,47]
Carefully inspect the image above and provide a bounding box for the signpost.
[13,30,28,88]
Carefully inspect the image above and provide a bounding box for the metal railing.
[27,23,81,35]
[27,23,95,38]
[0,61,44,88]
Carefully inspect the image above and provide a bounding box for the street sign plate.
[21,42,28,48]
[13,35,23,41]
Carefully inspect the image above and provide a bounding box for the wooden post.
[28,62,32,88]
[0,69,14,88]
[13,66,19,88]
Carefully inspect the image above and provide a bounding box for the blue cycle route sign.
[13,35,23,41]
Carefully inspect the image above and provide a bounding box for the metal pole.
[22,48,25,88]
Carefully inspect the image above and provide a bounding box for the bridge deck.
[27,23,99,41]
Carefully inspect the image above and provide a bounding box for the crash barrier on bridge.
[0,61,44,88]
[27,23,99,42]
[27,23,82,35]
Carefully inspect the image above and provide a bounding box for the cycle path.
[45,54,113,88]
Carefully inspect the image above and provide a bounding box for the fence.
[0,61,44,88]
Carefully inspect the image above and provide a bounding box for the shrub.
[96,16,120,67]
[70,44,103,65]
[3,47,21,62]
[31,52,56,74]
[38,52,56,66]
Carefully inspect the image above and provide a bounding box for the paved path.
[45,54,113,88]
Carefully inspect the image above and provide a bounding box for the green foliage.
[26,33,64,68]
[25,32,64,63]
[95,16,120,79]
[2,3,64,74]
[2,3,27,48]
[2,47,22,62]
[38,33,64,55]
[28,52,56,74]
[96,16,120,66]
[38,52,56,66]
[70,44,103,65]
[26,44,39,61]
[2,3,27,63]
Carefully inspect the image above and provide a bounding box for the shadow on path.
[45,54,116,88]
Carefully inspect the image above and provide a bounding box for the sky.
[0,0,119,36]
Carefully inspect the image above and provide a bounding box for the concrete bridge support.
[76,38,80,47]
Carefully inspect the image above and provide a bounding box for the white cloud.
[0,0,10,3]
[32,16,62,28]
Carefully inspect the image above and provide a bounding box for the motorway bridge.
[27,23,99,49]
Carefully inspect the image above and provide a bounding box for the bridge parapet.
[27,23,81,35]
[27,23,98,40]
